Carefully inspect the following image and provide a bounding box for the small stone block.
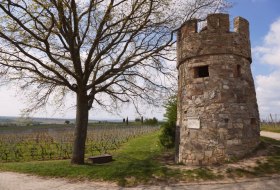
[88,154,113,164]
[205,151,213,157]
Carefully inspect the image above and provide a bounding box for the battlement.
[179,13,249,36]
[234,16,249,35]
[177,14,251,68]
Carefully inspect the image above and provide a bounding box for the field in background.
[0,116,124,126]
[261,124,280,133]
[0,123,159,162]
[261,114,280,133]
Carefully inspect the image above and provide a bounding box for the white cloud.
[253,18,280,119]
[0,85,24,116]
[256,72,280,115]
[254,18,280,67]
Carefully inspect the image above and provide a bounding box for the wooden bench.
[88,154,113,164]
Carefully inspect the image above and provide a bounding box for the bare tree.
[0,0,230,164]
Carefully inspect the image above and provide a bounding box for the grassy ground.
[0,131,279,187]
[0,132,173,186]
[261,124,280,133]
[225,136,280,177]
[0,131,222,186]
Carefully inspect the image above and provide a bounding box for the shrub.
[135,118,141,122]
[144,117,158,125]
[159,96,177,148]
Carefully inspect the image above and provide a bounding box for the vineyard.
[0,125,159,162]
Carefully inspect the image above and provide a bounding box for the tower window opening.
[250,118,257,125]
[194,65,209,78]
[224,118,229,123]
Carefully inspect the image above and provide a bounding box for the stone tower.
[176,13,260,165]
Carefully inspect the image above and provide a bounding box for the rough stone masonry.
[175,13,260,165]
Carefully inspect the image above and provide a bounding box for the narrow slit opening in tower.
[235,64,241,77]
[194,65,209,78]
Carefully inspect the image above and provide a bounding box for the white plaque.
[187,117,200,129]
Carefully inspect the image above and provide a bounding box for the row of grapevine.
[0,125,159,162]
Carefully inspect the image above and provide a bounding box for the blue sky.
[228,0,280,120]
[0,0,279,120]
[230,0,280,46]
[230,0,280,75]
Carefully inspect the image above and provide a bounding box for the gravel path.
[260,131,280,140]
[0,172,118,190]
[0,172,280,190]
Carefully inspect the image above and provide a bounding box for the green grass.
[261,124,280,133]
[260,136,280,146]
[253,137,280,175]
[226,155,280,178]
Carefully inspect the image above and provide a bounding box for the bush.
[144,117,158,125]
[135,118,141,122]
[159,121,176,148]
[159,96,177,148]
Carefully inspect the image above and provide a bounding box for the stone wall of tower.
[176,14,260,165]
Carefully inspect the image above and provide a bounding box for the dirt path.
[0,171,280,190]
[260,131,280,140]
[0,172,118,190]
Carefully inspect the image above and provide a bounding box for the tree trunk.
[71,90,89,164]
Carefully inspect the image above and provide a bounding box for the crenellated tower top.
[177,14,251,68]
